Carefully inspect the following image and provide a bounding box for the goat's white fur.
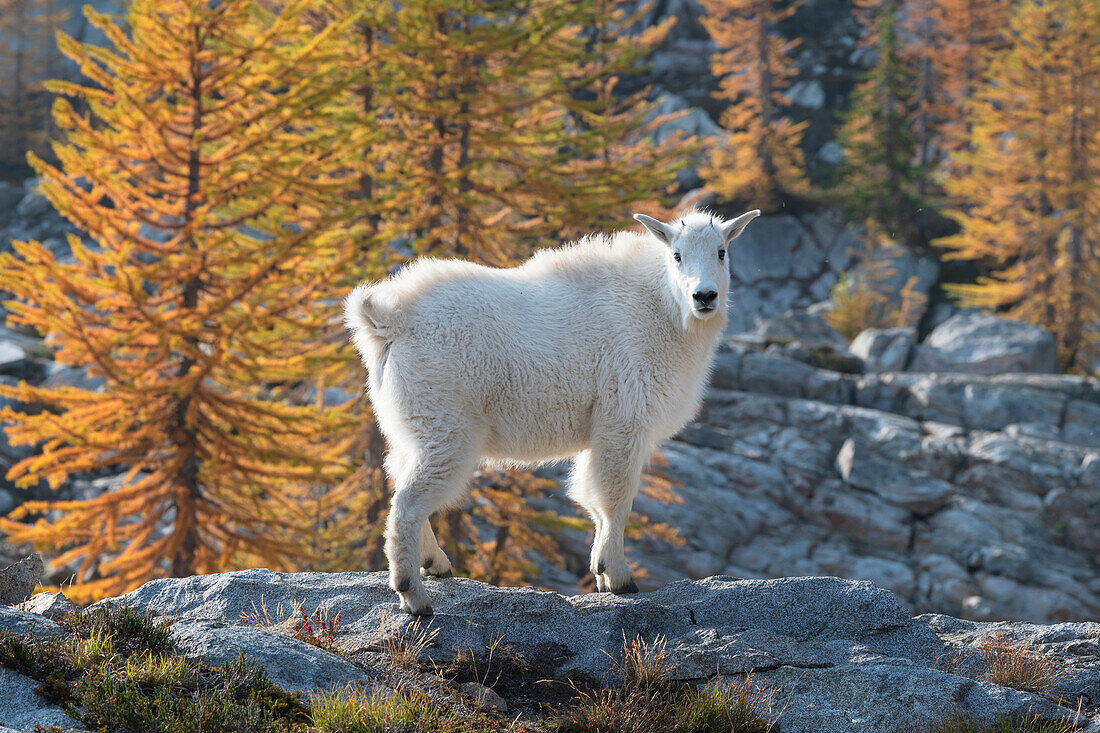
[344,209,761,615]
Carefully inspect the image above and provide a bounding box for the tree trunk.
[171,26,205,578]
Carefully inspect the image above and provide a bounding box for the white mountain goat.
[344,209,761,615]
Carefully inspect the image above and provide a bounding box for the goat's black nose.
[693,290,718,307]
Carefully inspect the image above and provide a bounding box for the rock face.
[724,209,861,333]
[570,339,1100,625]
[850,326,917,372]
[17,592,78,621]
[0,555,44,606]
[0,667,82,732]
[84,570,1100,732]
[911,312,1060,375]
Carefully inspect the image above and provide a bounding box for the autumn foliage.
[0,0,1097,599]
[0,0,357,601]
[700,0,808,210]
[937,0,1100,371]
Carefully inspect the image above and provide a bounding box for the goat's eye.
[718,249,726,261]
[673,252,681,263]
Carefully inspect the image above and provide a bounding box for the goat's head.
[634,209,760,325]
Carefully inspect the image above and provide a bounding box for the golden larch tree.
[0,0,357,601]
[542,0,689,238]
[936,0,1100,371]
[313,0,686,587]
[933,0,1009,157]
[700,0,808,210]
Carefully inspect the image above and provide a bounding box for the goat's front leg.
[588,438,647,595]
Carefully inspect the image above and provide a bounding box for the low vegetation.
[934,633,1071,700]
[240,599,344,656]
[310,686,500,733]
[978,633,1068,696]
[1,605,310,732]
[378,612,440,671]
[2,604,518,733]
[551,634,775,733]
[916,712,1077,733]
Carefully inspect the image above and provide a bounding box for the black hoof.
[596,561,606,575]
[613,581,640,595]
[395,577,412,593]
[409,605,434,618]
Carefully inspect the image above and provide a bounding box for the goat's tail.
[344,282,399,363]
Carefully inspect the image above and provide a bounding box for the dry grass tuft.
[291,604,342,654]
[914,711,1077,733]
[613,632,677,692]
[979,633,1067,695]
[379,611,439,670]
[553,635,775,733]
[239,596,343,655]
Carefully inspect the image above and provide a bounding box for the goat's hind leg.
[385,437,477,616]
[420,519,452,578]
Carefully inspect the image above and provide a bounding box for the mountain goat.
[344,209,761,615]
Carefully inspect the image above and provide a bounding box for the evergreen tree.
[836,1,929,247]
[0,0,356,601]
[700,0,808,210]
[936,0,1100,371]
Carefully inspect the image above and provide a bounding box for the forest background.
[0,0,1095,603]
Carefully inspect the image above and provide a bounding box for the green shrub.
[310,685,496,733]
[64,604,175,657]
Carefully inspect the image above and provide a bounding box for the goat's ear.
[633,213,675,245]
[719,209,761,243]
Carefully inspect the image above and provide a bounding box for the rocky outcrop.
[0,667,82,733]
[513,325,1100,622]
[911,311,1061,375]
[851,327,917,372]
[23,570,1089,732]
[604,340,1100,625]
[724,209,862,333]
[0,556,44,606]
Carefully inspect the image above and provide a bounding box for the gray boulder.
[0,667,82,732]
[745,309,851,353]
[170,620,375,696]
[836,438,955,512]
[14,191,51,222]
[17,592,77,621]
[0,555,44,605]
[0,605,64,639]
[0,342,26,375]
[911,312,1059,375]
[94,570,1097,733]
[850,327,915,372]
